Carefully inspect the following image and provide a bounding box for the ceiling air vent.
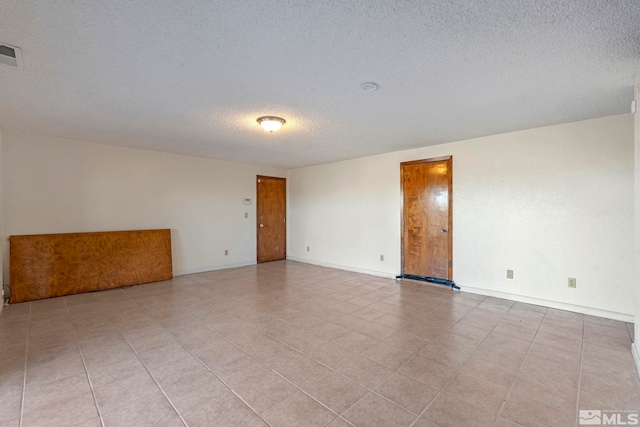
[0,43,22,68]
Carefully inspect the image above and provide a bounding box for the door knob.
[259,224,264,228]
[441,228,448,233]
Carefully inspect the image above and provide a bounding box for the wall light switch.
[568,278,576,288]
[380,255,384,261]
[224,250,228,256]
[507,270,514,279]
[244,212,248,218]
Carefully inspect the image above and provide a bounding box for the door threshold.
[396,274,460,290]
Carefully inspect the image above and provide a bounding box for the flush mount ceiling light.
[361,82,378,92]
[257,116,286,132]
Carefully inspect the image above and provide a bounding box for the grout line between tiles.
[18,301,31,427]
[64,296,106,427]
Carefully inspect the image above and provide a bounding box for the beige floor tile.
[360,341,413,369]
[147,354,210,388]
[170,324,227,353]
[125,329,178,353]
[533,330,582,354]
[543,314,583,331]
[304,341,359,370]
[307,321,351,340]
[458,313,501,330]
[493,321,538,341]
[93,370,161,414]
[526,341,581,372]
[493,416,522,427]
[101,389,178,427]
[232,371,297,413]
[22,374,98,427]
[332,330,379,353]
[579,372,640,409]
[181,390,255,427]
[260,391,337,427]
[500,389,575,427]
[421,393,497,427]
[398,355,457,390]
[0,374,24,421]
[481,332,532,354]
[374,372,438,414]
[500,313,543,330]
[304,371,368,414]
[517,355,580,390]
[162,371,225,410]
[382,331,430,353]
[510,376,577,411]
[538,321,583,341]
[326,417,354,427]
[78,332,130,355]
[458,357,517,389]
[272,352,333,389]
[447,322,492,342]
[192,340,246,370]
[583,330,631,352]
[343,393,416,427]
[443,373,508,415]
[212,354,269,387]
[354,321,397,340]
[338,354,395,389]
[418,341,474,367]
[138,340,194,369]
[25,348,86,388]
[469,344,527,373]
[240,414,270,427]
[86,355,148,388]
[82,343,139,371]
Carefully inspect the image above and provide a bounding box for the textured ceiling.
[1,1,639,168]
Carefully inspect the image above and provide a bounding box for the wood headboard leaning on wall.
[9,229,173,303]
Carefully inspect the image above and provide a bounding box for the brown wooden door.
[401,157,452,279]
[257,176,286,263]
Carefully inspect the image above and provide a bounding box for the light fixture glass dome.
[257,116,286,132]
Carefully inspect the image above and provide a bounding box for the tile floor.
[0,260,638,427]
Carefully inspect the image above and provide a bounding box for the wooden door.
[257,176,286,263]
[401,157,452,279]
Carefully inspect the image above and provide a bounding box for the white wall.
[2,131,286,278]
[288,115,635,320]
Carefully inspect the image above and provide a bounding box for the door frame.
[256,175,287,263]
[400,156,453,279]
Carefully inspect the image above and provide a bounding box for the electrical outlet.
[224,250,228,256]
[307,246,309,252]
[244,212,248,218]
[380,255,384,261]
[507,270,513,279]
[568,278,576,288]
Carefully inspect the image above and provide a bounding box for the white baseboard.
[174,261,257,276]
[461,285,634,323]
[286,256,396,279]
